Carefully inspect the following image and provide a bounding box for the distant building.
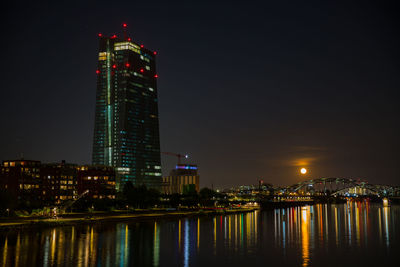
[41,161,78,204]
[162,164,200,194]
[0,160,41,202]
[92,28,162,191]
[0,159,117,205]
[77,165,116,199]
[226,183,274,196]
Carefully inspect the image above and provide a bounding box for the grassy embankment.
[0,207,258,230]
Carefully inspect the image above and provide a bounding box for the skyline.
[1,1,399,188]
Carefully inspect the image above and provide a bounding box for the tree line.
[0,182,227,215]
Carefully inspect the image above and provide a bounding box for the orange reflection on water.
[213,217,217,254]
[154,222,160,266]
[2,237,7,267]
[178,219,182,251]
[324,204,328,241]
[234,214,238,251]
[383,207,390,247]
[228,215,231,248]
[15,233,20,267]
[197,218,200,250]
[51,229,56,266]
[334,207,339,246]
[318,205,323,242]
[355,202,360,245]
[70,226,75,261]
[301,206,310,267]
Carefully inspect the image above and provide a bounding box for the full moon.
[300,168,307,174]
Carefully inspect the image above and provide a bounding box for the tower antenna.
[122,23,128,40]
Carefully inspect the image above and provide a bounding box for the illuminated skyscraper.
[92,25,162,190]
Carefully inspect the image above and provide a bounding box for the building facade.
[92,28,162,191]
[0,160,116,205]
[41,161,78,204]
[0,160,41,203]
[77,165,116,199]
[162,164,200,194]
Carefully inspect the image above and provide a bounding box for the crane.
[58,190,90,214]
[161,152,188,164]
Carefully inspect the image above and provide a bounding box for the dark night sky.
[1,1,399,188]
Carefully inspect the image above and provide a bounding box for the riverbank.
[0,207,258,230]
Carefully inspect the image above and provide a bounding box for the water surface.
[1,202,399,266]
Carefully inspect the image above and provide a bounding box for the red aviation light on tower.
[125,63,130,67]
[154,74,158,78]
[122,23,128,40]
[98,33,102,37]
[153,51,157,55]
[140,44,144,48]
[111,34,117,39]
[127,37,131,41]
[112,64,117,69]
[96,70,100,74]
[140,68,144,73]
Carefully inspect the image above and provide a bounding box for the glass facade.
[92,35,162,191]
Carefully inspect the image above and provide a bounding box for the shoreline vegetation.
[0,207,259,230]
[1,187,395,231]
[0,199,396,231]
[0,199,314,230]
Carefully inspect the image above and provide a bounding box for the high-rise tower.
[92,25,162,191]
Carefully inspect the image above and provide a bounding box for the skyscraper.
[92,25,162,191]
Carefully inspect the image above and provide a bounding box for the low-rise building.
[41,161,78,204]
[0,159,116,205]
[77,165,116,199]
[0,160,41,202]
[162,164,200,194]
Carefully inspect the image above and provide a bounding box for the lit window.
[114,42,141,54]
[98,52,108,61]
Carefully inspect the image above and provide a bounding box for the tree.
[199,187,216,207]
[122,182,161,208]
[0,189,16,216]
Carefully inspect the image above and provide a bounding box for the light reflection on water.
[1,202,399,266]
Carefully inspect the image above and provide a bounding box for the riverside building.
[0,159,116,205]
[77,165,116,199]
[0,160,41,202]
[92,25,162,191]
[40,161,78,204]
[162,164,200,194]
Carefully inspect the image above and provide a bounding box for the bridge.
[285,177,400,197]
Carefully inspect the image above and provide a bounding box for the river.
[1,201,399,266]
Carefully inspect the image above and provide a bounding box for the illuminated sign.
[176,165,197,170]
